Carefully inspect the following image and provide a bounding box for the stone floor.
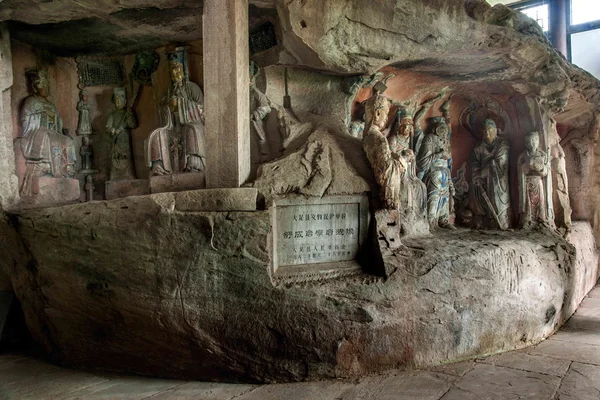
[0,283,599,400]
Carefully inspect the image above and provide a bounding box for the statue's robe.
[19,95,76,195]
[470,137,511,229]
[363,124,407,209]
[518,149,553,229]
[107,109,138,180]
[416,133,452,224]
[146,81,205,174]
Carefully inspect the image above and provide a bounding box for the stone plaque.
[271,195,369,283]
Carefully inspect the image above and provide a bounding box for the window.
[520,4,550,32]
[571,28,600,78]
[569,0,600,78]
[571,0,600,25]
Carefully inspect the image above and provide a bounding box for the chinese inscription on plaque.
[272,195,369,276]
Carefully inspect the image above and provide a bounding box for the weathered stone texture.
[5,190,598,382]
[254,129,373,203]
[0,23,18,208]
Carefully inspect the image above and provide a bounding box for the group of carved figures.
[362,90,571,232]
[17,47,206,200]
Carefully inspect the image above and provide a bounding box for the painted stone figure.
[549,124,572,230]
[19,69,77,196]
[85,175,95,202]
[76,89,92,135]
[518,131,554,229]
[146,47,205,176]
[80,136,93,171]
[470,119,511,230]
[416,97,455,230]
[362,92,410,209]
[107,87,138,180]
[388,107,427,218]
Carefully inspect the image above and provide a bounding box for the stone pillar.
[203,0,251,188]
[0,23,19,207]
[550,0,568,57]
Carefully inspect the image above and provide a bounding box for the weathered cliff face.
[4,193,598,383]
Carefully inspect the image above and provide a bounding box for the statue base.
[149,172,206,194]
[20,177,80,206]
[105,179,150,200]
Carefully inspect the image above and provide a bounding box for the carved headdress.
[484,118,497,130]
[364,93,390,127]
[166,46,189,80]
[26,69,49,93]
[396,107,414,124]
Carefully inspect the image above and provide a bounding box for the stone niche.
[1,0,600,387]
[9,39,205,205]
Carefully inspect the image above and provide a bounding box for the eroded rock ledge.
[2,192,597,383]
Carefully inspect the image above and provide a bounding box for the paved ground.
[0,284,599,399]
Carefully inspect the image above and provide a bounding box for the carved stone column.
[203,0,251,188]
[0,23,19,207]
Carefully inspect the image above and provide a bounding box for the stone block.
[149,172,206,194]
[270,194,369,283]
[105,179,149,200]
[175,188,257,212]
[20,177,80,206]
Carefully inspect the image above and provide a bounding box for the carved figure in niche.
[80,136,93,171]
[76,89,92,135]
[549,124,572,230]
[250,62,275,162]
[470,119,511,230]
[416,96,455,230]
[19,69,77,196]
[146,47,205,176]
[362,92,411,209]
[518,131,554,229]
[107,87,138,180]
[388,107,427,218]
[84,175,95,202]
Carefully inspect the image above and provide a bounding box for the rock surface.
[4,191,598,383]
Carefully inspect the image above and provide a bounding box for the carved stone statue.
[416,96,455,230]
[250,62,274,162]
[362,92,410,209]
[76,89,92,135]
[19,69,77,196]
[80,136,93,171]
[146,47,205,176]
[470,119,511,230]
[388,107,427,221]
[518,131,554,229]
[549,123,572,230]
[107,87,138,180]
[84,175,95,202]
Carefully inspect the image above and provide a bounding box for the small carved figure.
[470,119,511,230]
[80,136,93,171]
[518,131,554,229]
[19,69,77,196]
[84,175,95,202]
[362,93,410,209]
[146,47,205,176]
[416,96,455,230]
[76,89,92,135]
[107,87,138,180]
